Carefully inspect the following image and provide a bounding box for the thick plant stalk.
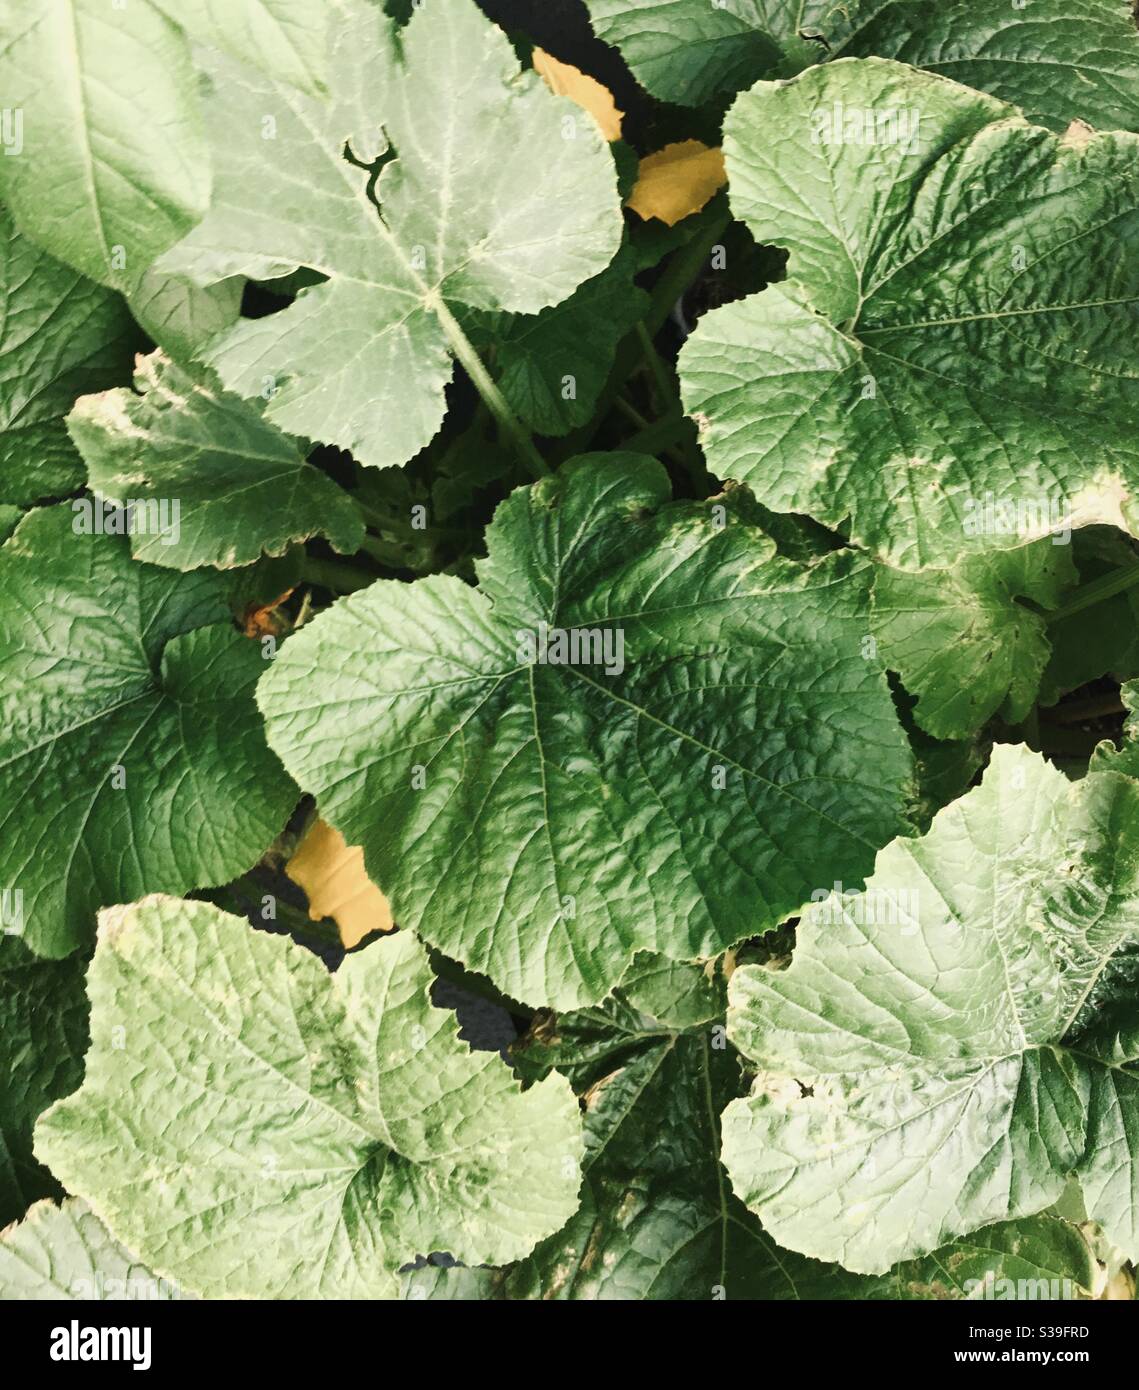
[432,294,550,480]
[1048,561,1139,624]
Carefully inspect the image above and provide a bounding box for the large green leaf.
[125,271,244,365]
[679,58,1139,570]
[149,0,330,96]
[0,938,88,1226]
[805,0,1139,133]
[872,541,1077,739]
[0,1,330,315]
[585,0,1139,131]
[35,897,584,1299]
[259,454,912,1009]
[0,1199,186,1300]
[585,0,784,107]
[0,506,296,958]
[69,351,364,570]
[0,0,208,294]
[722,744,1139,1273]
[0,211,136,508]
[160,0,623,468]
[411,1211,1098,1301]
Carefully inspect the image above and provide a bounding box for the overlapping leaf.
[852,1216,1097,1300]
[159,0,623,468]
[0,506,296,958]
[0,938,88,1226]
[259,454,912,1009]
[585,0,1139,131]
[680,59,1139,569]
[35,897,583,1299]
[0,0,329,340]
[0,211,136,508]
[505,955,864,1298]
[69,351,364,570]
[0,0,208,293]
[872,541,1077,739]
[722,744,1139,1273]
[410,953,1099,1301]
[584,0,785,107]
[149,0,329,95]
[0,1199,186,1301]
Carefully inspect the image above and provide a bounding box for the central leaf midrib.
[278,56,480,328]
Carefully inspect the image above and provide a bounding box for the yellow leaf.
[286,819,393,949]
[533,47,623,142]
[626,140,727,227]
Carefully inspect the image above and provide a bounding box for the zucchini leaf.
[259,454,912,1009]
[35,897,584,1299]
[723,744,1139,1272]
[680,59,1139,569]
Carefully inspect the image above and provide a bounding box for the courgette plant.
[1,0,1138,1302]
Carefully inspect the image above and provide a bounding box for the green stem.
[1047,562,1139,624]
[431,294,549,480]
[632,319,707,487]
[351,494,394,531]
[613,397,689,469]
[622,407,693,459]
[361,518,470,546]
[613,395,652,431]
[300,555,377,593]
[636,319,674,413]
[1046,693,1126,725]
[357,533,392,563]
[644,205,730,340]
[560,205,731,461]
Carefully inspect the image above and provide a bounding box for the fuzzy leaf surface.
[0,212,136,508]
[465,243,648,437]
[160,0,623,467]
[505,955,867,1298]
[35,897,583,1299]
[872,541,1077,739]
[0,0,329,309]
[0,939,88,1226]
[679,59,1139,569]
[0,1199,186,1300]
[585,0,1139,130]
[0,507,296,957]
[69,351,364,570]
[722,744,1139,1272]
